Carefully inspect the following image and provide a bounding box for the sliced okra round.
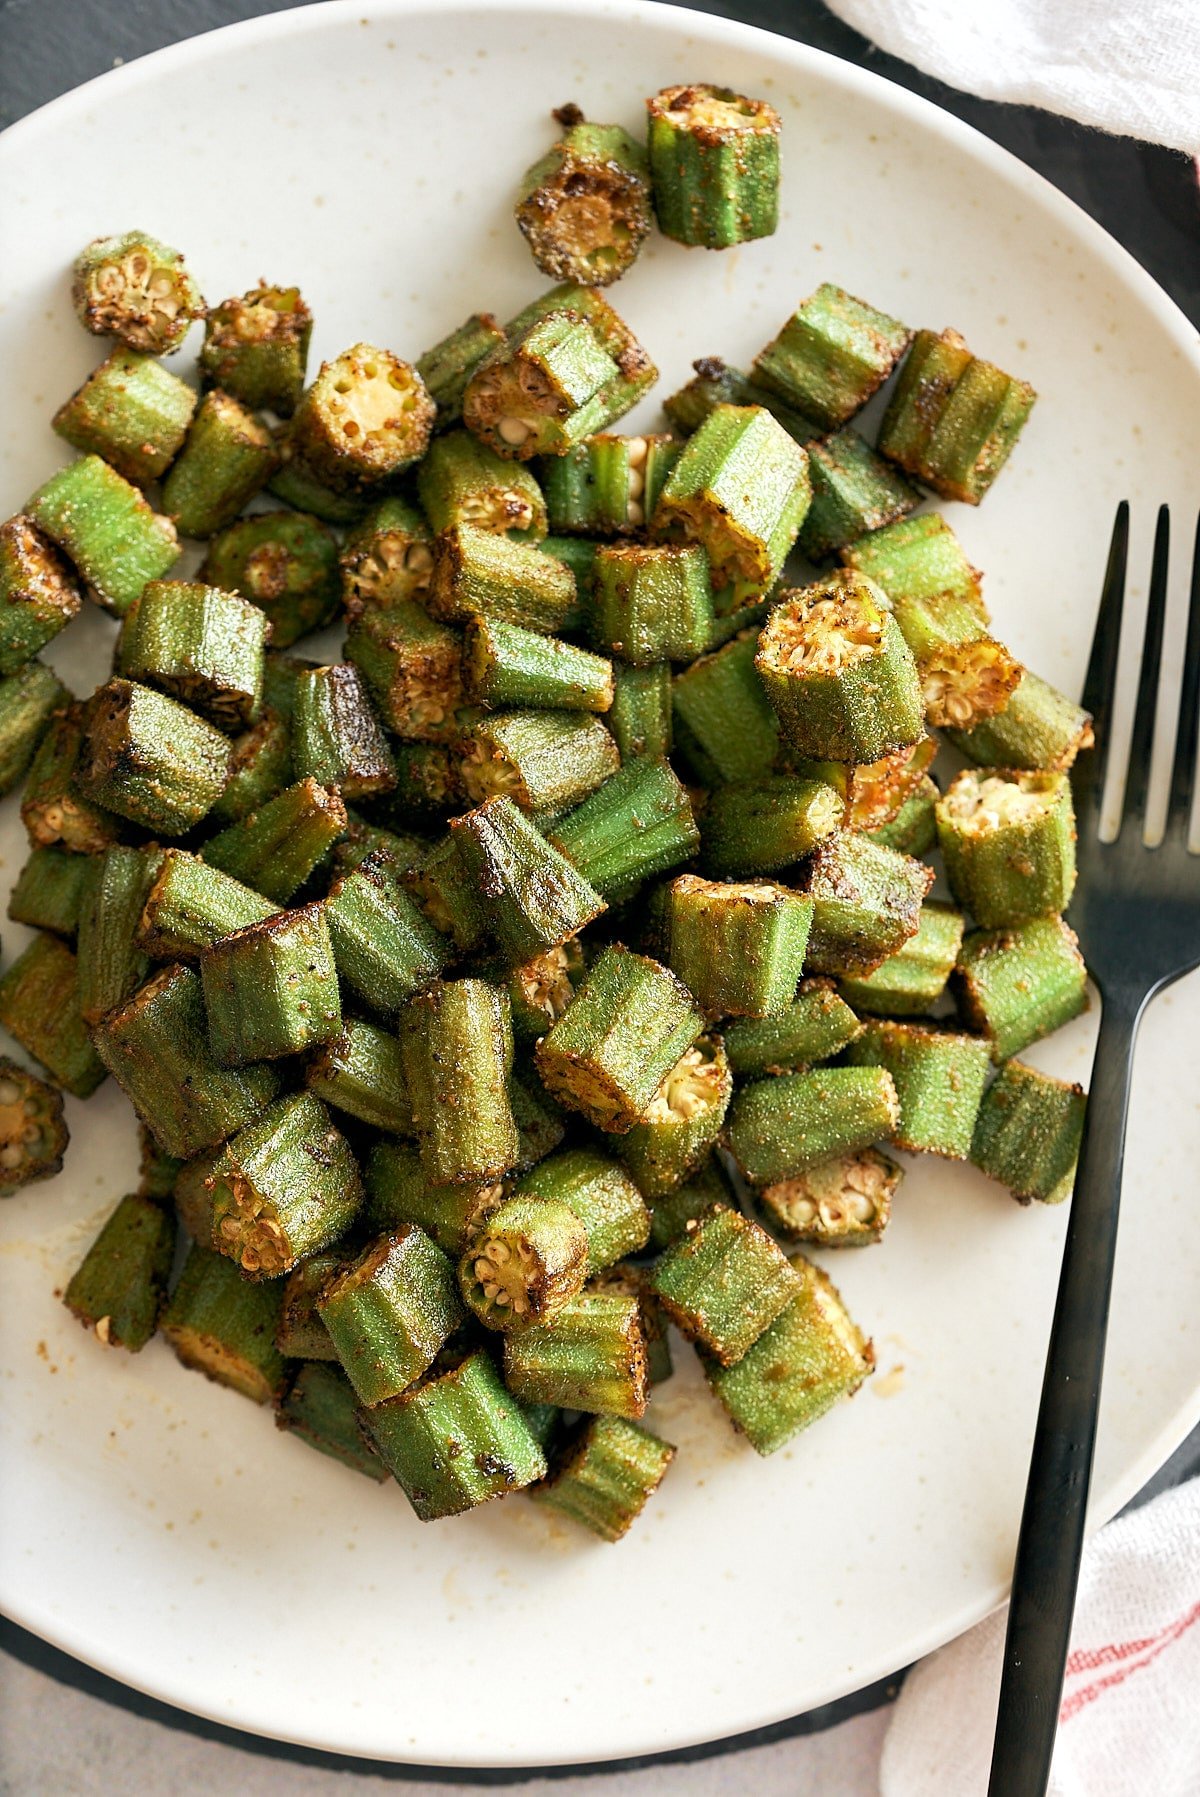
[293,342,435,491]
[72,230,204,355]
[458,1191,588,1332]
[0,1056,69,1196]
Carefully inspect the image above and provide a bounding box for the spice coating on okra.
[970,1059,1087,1205]
[21,704,124,855]
[293,342,435,490]
[428,523,578,634]
[118,579,268,732]
[26,455,180,617]
[161,389,279,539]
[878,327,1037,504]
[463,310,620,460]
[72,230,204,356]
[760,1147,900,1248]
[541,433,679,536]
[8,846,90,938]
[52,346,198,488]
[954,916,1089,1062]
[591,541,716,665]
[721,979,863,1078]
[671,628,779,786]
[667,874,814,1019]
[318,1224,464,1405]
[200,510,341,649]
[201,902,341,1066]
[0,1057,69,1195]
[533,1413,675,1540]
[346,602,465,743]
[516,1146,651,1273]
[339,496,434,617]
[204,777,347,903]
[325,850,453,1015]
[76,678,232,835]
[648,1204,799,1366]
[276,1362,390,1481]
[275,1252,345,1361]
[753,285,911,431]
[0,663,72,798]
[137,850,277,961]
[700,775,842,878]
[798,832,933,976]
[304,1017,414,1136]
[200,283,312,417]
[401,978,520,1185]
[646,84,780,249]
[937,769,1077,928]
[291,662,396,801]
[76,844,163,1026]
[838,901,965,1018]
[664,356,821,444]
[161,1244,287,1404]
[63,1192,175,1352]
[503,1285,651,1417]
[460,708,619,814]
[416,313,508,429]
[844,1019,991,1160]
[798,428,920,564]
[450,796,605,965]
[463,614,614,714]
[726,1064,900,1186]
[548,756,700,898]
[789,736,938,835]
[615,1036,732,1198]
[459,1190,588,1331]
[365,1138,504,1257]
[867,775,940,858]
[0,934,108,1098]
[417,430,548,540]
[608,661,672,761]
[0,517,83,677]
[516,116,652,286]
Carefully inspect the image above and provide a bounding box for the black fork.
[988,506,1200,1795]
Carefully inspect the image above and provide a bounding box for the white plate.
[1,0,1199,1768]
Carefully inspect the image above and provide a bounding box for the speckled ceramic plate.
[1,0,1198,1767]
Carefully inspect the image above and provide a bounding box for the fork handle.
[988,992,1144,1796]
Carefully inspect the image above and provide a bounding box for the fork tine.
[1075,502,1129,811]
[1120,505,1171,831]
[1166,509,1200,839]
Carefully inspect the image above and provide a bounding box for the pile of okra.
[0,82,1091,1541]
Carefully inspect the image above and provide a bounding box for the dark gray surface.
[1,0,1198,1778]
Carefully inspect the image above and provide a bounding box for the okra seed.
[0,1080,19,1106]
[498,417,533,447]
[94,1314,112,1344]
[0,1143,23,1168]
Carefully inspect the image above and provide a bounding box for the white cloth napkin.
[824,0,1200,155]
[879,1477,1200,1796]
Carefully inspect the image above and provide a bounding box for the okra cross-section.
[26,455,180,617]
[954,916,1089,1062]
[942,669,1094,773]
[63,1192,176,1352]
[459,1190,588,1332]
[72,230,204,356]
[365,1139,504,1258]
[844,1019,991,1159]
[461,708,619,815]
[416,312,507,429]
[515,1146,651,1274]
[118,579,268,731]
[532,1414,675,1542]
[200,282,312,417]
[318,1225,463,1405]
[325,849,452,1015]
[293,342,435,490]
[760,1148,901,1248]
[615,1036,732,1198]
[937,769,1077,928]
[752,284,910,431]
[878,327,1037,504]
[417,430,548,540]
[201,902,341,1065]
[77,679,232,835]
[200,510,341,649]
[647,1204,799,1366]
[970,1059,1087,1205]
[503,1286,650,1419]
[161,1244,286,1404]
[667,874,814,1019]
[20,703,123,855]
[646,83,780,248]
[727,1064,900,1186]
[516,117,652,285]
[0,1056,69,1194]
[0,516,83,677]
[450,795,605,965]
[400,978,520,1185]
[0,934,107,1098]
[535,944,705,1133]
[798,832,933,977]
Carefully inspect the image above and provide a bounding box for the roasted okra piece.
[26,455,180,616]
[416,312,507,429]
[536,944,704,1133]
[756,573,924,764]
[63,1193,175,1351]
[0,934,107,1097]
[503,1286,649,1417]
[667,875,813,1018]
[651,405,811,609]
[753,285,910,430]
[0,666,67,798]
[326,850,452,1013]
[0,1057,69,1195]
[463,309,620,460]
[648,1204,799,1365]
[0,517,82,676]
[92,963,281,1158]
[161,389,278,538]
[118,579,268,731]
[304,1017,413,1134]
[291,663,396,800]
[533,1412,673,1540]
[647,1155,735,1250]
[841,508,983,607]
[548,757,699,899]
[8,846,89,938]
[760,1147,900,1248]
[917,633,1022,733]
[161,1244,286,1403]
[510,1067,568,1171]
[591,542,715,665]
[206,1092,363,1278]
[593,1262,673,1383]
[615,1036,732,1197]
[506,940,585,1041]
[200,903,340,1064]
[538,532,599,613]
[607,662,672,761]
[76,679,231,834]
[450,796,604,965]
[199,510,340,648]
[200,282,312,416]
[798,832,933,976]
[275,1251,343,1359]
[866,774,939,858]
[362,1349,547,1520]
[504,282,658,436]
[844,1019,991,1158]
[138,849,277,958]
[427,523,578,634]
[365,1139,503,1257]
[206,708,292,826]
[460,708,619,814]
[663,356,820,443]
[516,1146,651,1273]
[276,1362,389,1481]
[417,430,547,540]
[788,737,937,834]
[319,1226,464,1404]
[721,979,863,1077]
[705,1255,873,1454]
[204,778,347,902]
[463,614,613,714]
[516,113,652,285]
[266,429,372,524]
[401,979,520,1184]
[878,327,1037,503]
[937,769,1077,927]
[838,901,965,1017]
[406,833,488,954]
[339,495,435,617]
[798,427,921,562]
[955,916,1089,1062]
[52,345,197,487]
[671,629,778,785]
[541,432,679,535]
[20,704,123,853]
[72,230,204,355]
[459,1190,588,1332]
[335,813,428,876]
[292,342,435,490]
[76,844,163,1025]
[942,670,1094,773]
[701,775,842,877]
[646,83,780,248]
[726,1065,900,1186]
[971,1059,1087,1205]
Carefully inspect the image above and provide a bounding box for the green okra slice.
[319,1225,463,1404]
[671,628,779,786]
[503,1286,649,1418]
[0,663,71,797]
[8,846,89,938]
[705,1254,873,1454]
[276,1362,388,1481]
[137,849,277,958]
[266,429,372,524]
[172,1151,220,1244]
[416,312,507,429]
[838,901,965,1017]
[753,285,910,430]
[648,1203,799,1365]
[293,342,435,491]
[365,1138,503,1257]
[138,1122,183,1202]
[207,707,292,826]
[651,405,811,607]
[798,427,920,562]
[615,1036,732,1198]
[547,757,699,898]
[207,1092,362,1277]
[305,1017,413,1134]
[463,614,613,714]
[0,517,83,677]
[516,114,652,286]
[161,1243,286,1403]
[339,496,434,617]
[646,82,780,248]
[463,309,620,460]
[937,769,1077,928]
[427,522,577,634]
[667,874,814,1018]
[20,705,123,854]
[405,833,488,954]
[92,963,280,1158]
[201,902,341,1064]
[943,670,1095,773]
[540,432,679,536]
[866,774,939,858]
[450,795,604,965]
[326,850,452,1014]
[760,1147,900,1248]
[200,282,312,416]
[118,579,268,731]
[505,940,586,1041]
[52,346,197,486]
[417,429,547,540]
[460,708,619,814]
[647,1155,735,1250]
[76,844,163,1026]
[276,1251,342,1359]
[459,1189,588,1332]
[199,510,340,649]
[76,679,231,835]
[844,1018,991,1158]
[504,282,657,404]
[63,1193,175,1351]
[721,978,863,1077]
[798,832,933,976]
[346,602,464,743]
[664,356,821,444]
[955,915,1089,1062]
[535,944,704,1133]
[401,978,520,1184]
[701,775,842,877]
[786,736,937,835]
[726,1064,900,1185]
[72,230,203,355]
[510,1066,568,1171]
[878,328,1037,503]
[26,455,180,617]
[841,508,984,610]
[591,542,715,665]
[161,389,278,538]
[607,662,672,761]
[0,1057,69,1195]
[363,1349,547,1519]
[971,1059,1087,1205]
[515,1146,650,1273]
[291,662,396,801]
[592,1262,673,1384]
[756,572,924,764]
[0,934,106,1097]
[203,778,347,903]
[532,1413,674,1541]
